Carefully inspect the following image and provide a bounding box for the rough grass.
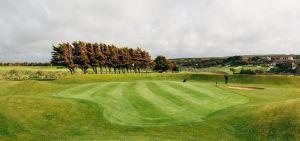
[0,72,299,140]
[0,66,69,80]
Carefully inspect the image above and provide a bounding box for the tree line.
[0,62,52,66]
[51,41,153,74]
[171,56,272,68]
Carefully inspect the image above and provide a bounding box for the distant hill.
[170,54,300,68]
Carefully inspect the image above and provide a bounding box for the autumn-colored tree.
[141,50,152,72]
[118,48,126,73]
[128,48,135,73]
[119,47,132,73]
[153,55,173,73]
[86,43,99,74]
[102,44,112,73]
[132,48,143,73]
[51,41,153,74]
[166,60,175,71]
[110,45,120,73]
[51,43,77,74]
[95,43,106,73]
[73,41,90,74]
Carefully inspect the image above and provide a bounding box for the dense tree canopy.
[51,43,77,74]
[51,41,153,74]
[153,56,174,73]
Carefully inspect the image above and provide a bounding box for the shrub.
[0,69,68,80]
[8,69,19,75]
[255,68,266,74]
[240,68,256,74]
[172,66,180,73]
[36,70,45,76]
[230,68,239,74]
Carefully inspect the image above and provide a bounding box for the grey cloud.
[1,0,300,62]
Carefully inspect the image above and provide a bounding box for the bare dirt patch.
[228,86,265,90]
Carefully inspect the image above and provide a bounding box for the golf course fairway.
[0,73,299,140]
[55,81,248,127]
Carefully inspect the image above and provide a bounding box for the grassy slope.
[0,73,299,140]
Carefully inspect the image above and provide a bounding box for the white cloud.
[0,0,300,62]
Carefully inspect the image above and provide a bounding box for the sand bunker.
[228,86,265,90]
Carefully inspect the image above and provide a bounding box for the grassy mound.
[240,99,300,140]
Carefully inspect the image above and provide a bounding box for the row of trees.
[51,41,153,74]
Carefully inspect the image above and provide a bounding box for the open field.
[0,71,299,140]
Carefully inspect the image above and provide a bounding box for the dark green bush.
[239,69,256,74]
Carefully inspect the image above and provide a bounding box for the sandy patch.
[228,86,265,90]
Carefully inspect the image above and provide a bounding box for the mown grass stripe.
[123,82,171,119]
[90,82,120,98]
[182,82,227,99]
[146,82,188,107]
[155,81,212,107]
[57,83,100,96]
[144,82,205,121]
[154,81,248,115]
[70,82,119,102]
[135,82,184,116]
[96,83,143,126]
[166,81,217,101]
[182,83,249,111]
[154,81,216,115]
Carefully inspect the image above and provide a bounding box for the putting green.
[55,81,248,127]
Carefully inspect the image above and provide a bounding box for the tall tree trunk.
[68,68,75,74]
[68,68,73,74]
[93,67,97,74]
[81,68,86,74]
[100,67,103,74]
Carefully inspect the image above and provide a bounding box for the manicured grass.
[0,72,299,140]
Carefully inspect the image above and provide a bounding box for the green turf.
[0,72,299,140]
[54,80,247,127]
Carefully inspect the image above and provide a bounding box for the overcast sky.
[1,0,300,62]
